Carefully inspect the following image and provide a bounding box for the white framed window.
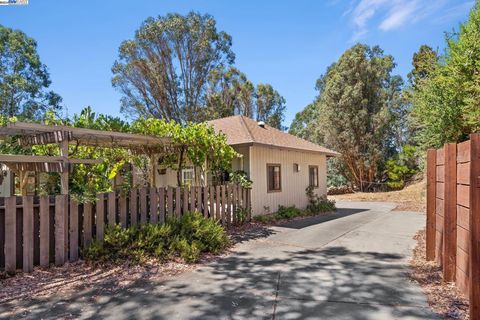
[181,168,194,185]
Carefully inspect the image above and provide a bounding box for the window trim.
[309,165,319,189]
[266,163,282,193]
[181,167,194,185]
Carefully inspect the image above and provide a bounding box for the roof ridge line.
[239,115,255,142]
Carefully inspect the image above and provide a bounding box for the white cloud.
[343,0,470,41]
[379,1,418,31]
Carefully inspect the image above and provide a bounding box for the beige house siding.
[248,145,327,215]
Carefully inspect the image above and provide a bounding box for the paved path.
[1,202,438,319]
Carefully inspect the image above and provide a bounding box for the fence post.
[426,149,437,261]
[443,143,457,282]
[469,133,480,319]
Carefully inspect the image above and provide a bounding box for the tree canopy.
[410,2,480,149]
[290,44,404,190]
[205,66,286,129]
[0,25,62,119]
[112,12,235,124]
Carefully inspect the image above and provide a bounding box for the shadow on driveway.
[2,244,435,319]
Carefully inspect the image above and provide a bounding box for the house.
[204,116,339,215]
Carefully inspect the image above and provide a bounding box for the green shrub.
[385,145,418,190]
[305,186,336,214]
[275,205,302,219]
[82,212,230,264]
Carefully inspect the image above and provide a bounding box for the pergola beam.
[0,154,101,164]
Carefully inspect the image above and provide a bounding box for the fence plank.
[150,188,158,224]
[197,187,202,213]
[107,192,116,225]
[221,185,226,225]
[183,187,189,215]
[215,186,221,221]
[130,189,138,226]
[22,196,34,272]
[83,202,92,247]
[247,188,252,221]
[469,133,480,319]
[69,199,79,262]
[443,143,457,281]
[190,187,195,213]
[96,194,105,241]
[139,188,147,225]
[159,188,165,224]
[203,186,209,217]
[176,187,181,217]
[426,149,437,261]
[233,185,238,225]
[167,187,173,217]
[55,195,66,266]
[226,185,231,227]
[5,197,16,273]
[209,186,215,219]
[119,195,127,228]
[39,196,50,267]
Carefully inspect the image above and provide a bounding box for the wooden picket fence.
[0,184,251,274]
[426,133,479,319]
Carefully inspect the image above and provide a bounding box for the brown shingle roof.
[207,115,340,156]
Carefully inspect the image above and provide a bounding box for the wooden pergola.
[0,121,173,195]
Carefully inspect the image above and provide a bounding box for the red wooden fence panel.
[425,134,479,320]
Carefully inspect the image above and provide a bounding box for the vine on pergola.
[131,118,239,187]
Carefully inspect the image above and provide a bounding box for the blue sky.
[1,0,474,127]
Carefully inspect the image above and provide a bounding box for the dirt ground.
[409,229,469,319]
[330,180,426,212]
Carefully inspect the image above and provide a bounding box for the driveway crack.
[271,272,281,320]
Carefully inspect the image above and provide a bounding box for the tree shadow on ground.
[1,245,436,319]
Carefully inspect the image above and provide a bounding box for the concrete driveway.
[1,201,438,320]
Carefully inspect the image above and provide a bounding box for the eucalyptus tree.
[0,25,62,119]
[112,12,235,124]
